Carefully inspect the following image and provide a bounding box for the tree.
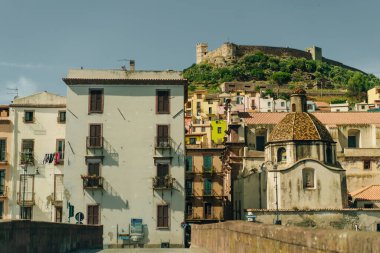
[271,72,291,96]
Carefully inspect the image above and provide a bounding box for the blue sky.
[0,0,379,103]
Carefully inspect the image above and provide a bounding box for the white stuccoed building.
[62,68,187,247]
[9,92,66,222]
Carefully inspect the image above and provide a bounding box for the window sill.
[156,112,170,115]
[88,111,103,114]
[156,227,170,230]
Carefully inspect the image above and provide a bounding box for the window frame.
[55,206,63,223]
[87,204,100,225]
[303,168,315,189]
[88,89,104,114]
[0,139,6,162]
[157,204,169,229]
[24,111,35,123]
[363,160,371,170]
[156,90,170,114]
[88,124,103,148]
[57,111,66,123]
[56,139,65,164]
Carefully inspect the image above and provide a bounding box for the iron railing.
[86,137,103,148]
[81,175,103,189]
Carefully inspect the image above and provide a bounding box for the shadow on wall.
[85,183,128,211]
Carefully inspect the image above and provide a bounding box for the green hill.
[183,52,380,102]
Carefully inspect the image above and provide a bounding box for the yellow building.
[368,87,380,107]
[211,120,227,145]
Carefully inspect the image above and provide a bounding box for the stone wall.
[191,220,380,253]
[0,220,103,253]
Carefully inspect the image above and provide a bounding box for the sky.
[0,0,379,104]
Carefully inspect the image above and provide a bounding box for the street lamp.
[273,163,281,225]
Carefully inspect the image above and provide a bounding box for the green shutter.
[203,155,212,171]
[185,156,192,172]
[204,179,212,195]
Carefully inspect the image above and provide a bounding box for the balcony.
[153,175,175,190]
[17,192,35,206]
[154,137,172,149]
[185,213,202,221]
[204,211,223,220]
[86,137,103,149]
[81,175,103,189]
[343,148,380,157]
[0,186,8,199]
[20,152,34,165]
[203,189,225,198]
[186,143,225,149]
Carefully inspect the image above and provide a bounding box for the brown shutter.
[157,125,169,146]
[157,90,170,114]
[90,125,101,146]
[93,205,99,224]
[163,205,168,227]
[157,205,163,227]
[87,206,93,225]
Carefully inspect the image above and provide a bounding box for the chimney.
[130,60,135,72]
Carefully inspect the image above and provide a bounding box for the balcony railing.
[20,152,34,165]
[153,175,175,189]
[203,189,224,198]
[81,175,103,189]
[154,137,172,149]
[185,213,202,220]
[17,192,35,206]
[0,186,8,199]
[86,137,103,149]
[204,211,223,220]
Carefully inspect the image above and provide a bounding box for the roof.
[11,92,66,108]
[63,69,186,85]
[268,112,333,143]
[350,185,380,201]
[243,112,380,125]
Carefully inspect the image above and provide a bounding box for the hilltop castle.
[196,42,362,73]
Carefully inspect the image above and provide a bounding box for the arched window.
[348,129,360,148]
[291,103,296,112]
[277,147,286,162]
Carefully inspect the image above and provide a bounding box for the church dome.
[268,112,333,143]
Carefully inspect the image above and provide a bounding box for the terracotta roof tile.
[350,185,380,201]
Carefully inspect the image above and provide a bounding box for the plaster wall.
[64,84,185,247]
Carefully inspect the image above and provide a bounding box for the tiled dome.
[268,112,334,143]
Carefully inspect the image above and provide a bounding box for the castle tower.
[306,46,322,61]
[196,43,208,64]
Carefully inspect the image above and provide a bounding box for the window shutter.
[203,155,212,170]
[163,205,168,227]
[157,206,163,227]
[185,156,192,172]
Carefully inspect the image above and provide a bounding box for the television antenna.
[7,88,19,99]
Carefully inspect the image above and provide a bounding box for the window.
[185,180,193,196]
[277,147,286,162]
[291,103,296,112]
[201,127,205,132]
[348,136,357,148]
[55,207,62,223]
[326,145,333,164]
[89,89,103,113]
[267,102,271,106]
[303,169,315,189]
[157,125,169,147]
[256,136,265,151]
[88,124,102,148]
[0,139,6,162]
[21,140,34,164]
[364,160,371,170]
[20,207,32,220]
[189,138,196,145]
[156,90,170,114]
[208,101,213,105]
[24,111,34,123]
[0,170,5,196]
[87,205,100,225]
[0,201,3,219]
[217,127,222,134]
[56,139,65,164]
[54,174,64,202]
[157,205,169,228]
[196,94,202,99]
[364,203,374,208]
[281,102,285,107]
[57,111,66,123]
[208,107,212,114]
[204,203,212,219]
[186,202,193,216]
[204,179,212,195]
[361,105,365,110]
[156,163,169,188]
[203,155,213,172]
[185,156,193,172]
[87,163,101,187]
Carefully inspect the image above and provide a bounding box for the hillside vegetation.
[183,52,380,102]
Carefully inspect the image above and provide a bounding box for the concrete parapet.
[0,220,103,253]
[191,220,380,253]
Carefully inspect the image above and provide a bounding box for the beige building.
[0,106,12,219]
[9,92,66,222]
[368,86,380,107]
[63,69,186,247]
[234,90,348,218]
